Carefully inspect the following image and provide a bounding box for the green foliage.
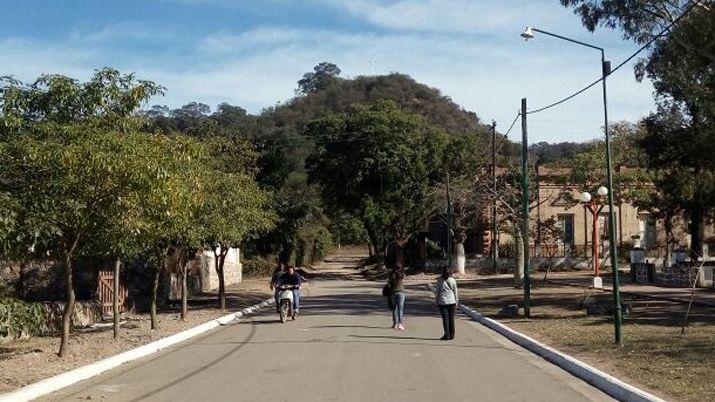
[242,255,277,278]
[0,67,163,133]
[0,298,45,339]
[565,121,652,203]
[295,226,333,266]
[297,62,341,95]
[328,212,368,245]
[562,1,715,254]
[530,141,590,164]
[307,100,449,249]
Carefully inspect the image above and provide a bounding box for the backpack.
[382,284,392,297]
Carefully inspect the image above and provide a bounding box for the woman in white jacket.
[435,268,458,340]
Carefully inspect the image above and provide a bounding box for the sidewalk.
[545,271,715,307]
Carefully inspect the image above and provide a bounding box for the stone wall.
[0,300,102,344]
[39,300,103,334]
[167,248,243,300]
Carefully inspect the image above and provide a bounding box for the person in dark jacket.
[387,263,406,330]
[277,265,303,313]
[270,262,285,313]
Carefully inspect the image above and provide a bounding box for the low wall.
[39,300,103,334]
[0,300,102,344]
[425,257,592,272]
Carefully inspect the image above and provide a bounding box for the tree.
[0,128,167,355]
[560,0,715,258]
[536,217,564,280]
[296,62,341,95]
[198,135,276,309]
[0,69,162,357]
[560,0,714,63]
[307,100,448,266]
[474,166,540,286]
[136,134,208,328]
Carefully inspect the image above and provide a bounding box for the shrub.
[310,228,333,264]
[242,255,276,278]
[0,297,45,340]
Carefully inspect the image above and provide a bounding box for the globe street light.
[523,26,623,346]
[581,186,609,288]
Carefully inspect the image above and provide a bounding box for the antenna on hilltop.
[368,58,377,75]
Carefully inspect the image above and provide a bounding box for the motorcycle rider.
[277,265,303,314]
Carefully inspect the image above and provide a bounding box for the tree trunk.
[16,261,27,299]
[514,231,524,288]
[364,223,383,258]
[150,263,160,331]
[452,242,466,274]
[664,213,674,269]
[214,247,228,310]
[393,241,404,268]
[689,209,705,260]
[367,242,375,257]
[58,252,75,358]
[113,259,121,340]
[178,249,188,321]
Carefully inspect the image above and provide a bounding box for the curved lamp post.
[522,26,623,346]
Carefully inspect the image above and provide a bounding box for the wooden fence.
[96,269,126,316]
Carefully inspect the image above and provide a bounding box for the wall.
[167,248,243,300]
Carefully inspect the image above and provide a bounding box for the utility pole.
[491,120,498,274]
[446,170,452,269]
[521,98,531,318]
[601,56,623,346]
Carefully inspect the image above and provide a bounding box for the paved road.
[45,257,613,402]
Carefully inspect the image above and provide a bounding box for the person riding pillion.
[277,265,303,314]
[270,262,285,313]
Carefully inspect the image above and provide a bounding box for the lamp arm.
[531,27,604,52]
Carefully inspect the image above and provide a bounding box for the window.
[558,214,574,246]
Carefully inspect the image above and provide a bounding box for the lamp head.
[597,186,608,197]
[521,26,535,41]
[580,191,592,203]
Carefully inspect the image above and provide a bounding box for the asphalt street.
[44,257,613,402]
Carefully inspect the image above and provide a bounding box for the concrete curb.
[425,283,665,402]
[458,304,667,402]
[546,279,715,308]
[0,297,274,402]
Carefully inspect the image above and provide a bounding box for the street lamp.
[581,186,608,289]
[523,26,623,346]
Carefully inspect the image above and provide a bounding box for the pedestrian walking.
[435,267,458,340]
[387,263,406,330]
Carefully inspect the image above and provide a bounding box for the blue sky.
[0,0,656,143]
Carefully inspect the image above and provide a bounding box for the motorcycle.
[277,284,298,323]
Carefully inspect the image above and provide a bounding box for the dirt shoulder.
[0,278,271,394]
[458,274,714,402]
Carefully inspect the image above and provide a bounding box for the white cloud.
[323,0,564,35]
[70,22,176,43]
[0,13,655,143]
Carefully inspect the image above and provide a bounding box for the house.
[482,165,713,264]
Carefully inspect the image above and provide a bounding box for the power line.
[525,0,701,116]
[503,112,521,137]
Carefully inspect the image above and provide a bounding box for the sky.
[0,0,657,143]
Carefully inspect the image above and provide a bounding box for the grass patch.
[459,276,715,402]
